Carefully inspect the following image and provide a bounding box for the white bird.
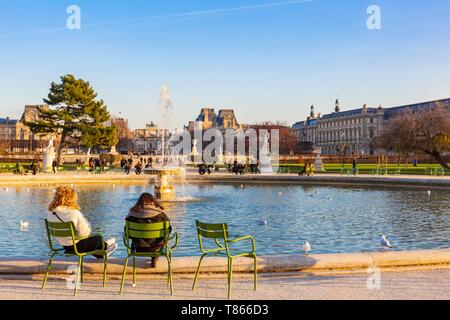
[26,188,30,193]
[240,184,244,189]
[4,187,8,192]
[380,235,392,249]
[427,190,431,197]
[20,220,30,229]
[326,196,332,201]
[302,241,312,255]
[278,192,283,196]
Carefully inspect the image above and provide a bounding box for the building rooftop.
[293,98,450,127]
[321,108,379,120]
[0,118,18,125]
[382,98,450,120]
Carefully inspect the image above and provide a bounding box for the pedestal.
[154,168,180,201]
[314,147,325,172]
[42,150,55,173]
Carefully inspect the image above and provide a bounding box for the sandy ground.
[0,269,449,300]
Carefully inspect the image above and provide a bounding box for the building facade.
[132,122,170,155]
[0,105,51,152]
[187,108,241,132]
[292,98,450,156]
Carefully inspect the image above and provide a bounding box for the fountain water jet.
[150,86,184,201]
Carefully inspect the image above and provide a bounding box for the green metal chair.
[119,221,179,295]
[42,219,109,296]
[192,220,257,299]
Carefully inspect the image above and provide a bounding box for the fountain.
[150,86,184,201]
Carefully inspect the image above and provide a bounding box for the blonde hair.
[48,187,80,211]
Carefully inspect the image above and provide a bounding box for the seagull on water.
[20,220,30,230]
[380,234,392,249]
[302,241,312,255]
[427,190,431,197]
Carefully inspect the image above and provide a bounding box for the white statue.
[314,147,325,172]
[46,134,55,152]
[259,131,273,174]
[43,134,56,173]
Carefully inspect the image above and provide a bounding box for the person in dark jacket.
[125,193,171,268]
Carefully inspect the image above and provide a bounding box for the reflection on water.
[0,184,449,258]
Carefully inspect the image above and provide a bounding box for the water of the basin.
[1,184,449,258]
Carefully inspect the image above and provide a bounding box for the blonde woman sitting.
[47,187,117,258]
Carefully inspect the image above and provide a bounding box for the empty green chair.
[192,220,257,299]
[42,220,109,296]
[119,221,179,295]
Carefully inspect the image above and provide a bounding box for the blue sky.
[1,0,449,129]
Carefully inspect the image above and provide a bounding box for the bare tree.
[112,117,132,152]
[249,122,301,155]
[0,140,10,154]
[379,103,450,169]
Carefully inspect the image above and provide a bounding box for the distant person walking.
[352,158,358,175]
[52,160,58,174]
[88,158,94,173]
[233,160,239,175]
[149,157,153,168]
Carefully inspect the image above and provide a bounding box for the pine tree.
[25,74,117,164]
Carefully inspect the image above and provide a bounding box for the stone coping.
[0,172,448,189]
[184,174,450,190]
[1,249,449,275]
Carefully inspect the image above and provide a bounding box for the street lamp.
[335,144,348,171]
[336,132,347,171]
[8,129,12,153]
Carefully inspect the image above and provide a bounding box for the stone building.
[292,98,450,156]
[132,122,170,155]
[0,105,51,152]
[187,108,241,132]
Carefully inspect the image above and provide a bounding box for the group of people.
[298,163,315,176]
[196,160,262,176]
[47,187,170,268]
[198,162,216,175]
[120,157,154,175]
[226,160,261,175]
[88,157,106,173]
[13,161,42,175]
